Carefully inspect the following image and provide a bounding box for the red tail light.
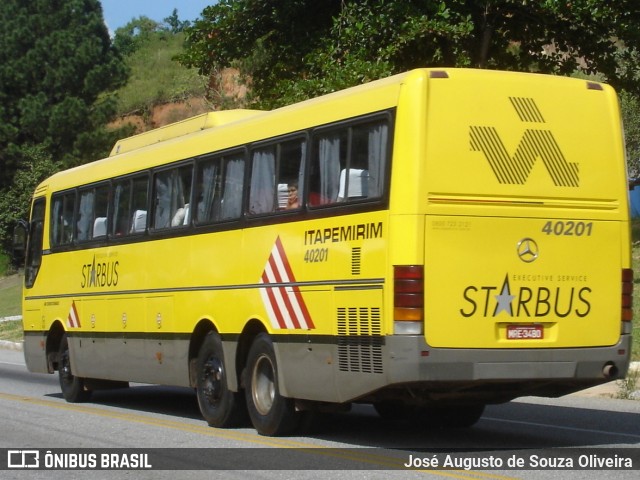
[622,268,633,322]
[394,265,424,321]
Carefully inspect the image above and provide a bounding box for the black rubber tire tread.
[244,333,300,436]
[58,334,92,403]
[196,331,247,428]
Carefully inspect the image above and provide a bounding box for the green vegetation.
[632,233,640,362]
[0,252,10,277]
[0,321,22,343]
[114,32,207,117]
[0,0,128,186]
[0,273,21,319]
[181,1,640,109]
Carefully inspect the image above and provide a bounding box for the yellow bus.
[18,68,633,436]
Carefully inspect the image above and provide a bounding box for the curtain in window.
[249,150,275,214]
[367,123,388,198]
[113,183,124,235]
[154,174,171,228]
[221,158,244,219]
[318,135,341,204]
[297,142,306,201]
[197,161,219,222]
[77,191,94,241]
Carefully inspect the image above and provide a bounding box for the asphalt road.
[0,347,638,480]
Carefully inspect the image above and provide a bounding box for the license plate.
[507,324,543,340]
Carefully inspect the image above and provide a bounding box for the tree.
[113,10,192,57]
[621,91,640,179]
[0,144,61,256]
[179,0,342,107]
[179,0,640,108]
[0,0,128,191]
[113,16,165,57]
[165,8,192,33]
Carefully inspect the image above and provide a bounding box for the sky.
[100,0,215,33]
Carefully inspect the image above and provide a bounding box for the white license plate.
[507,324,543,340]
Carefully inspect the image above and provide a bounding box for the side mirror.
[12,219,28,265]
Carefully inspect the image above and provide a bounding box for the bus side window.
[248,138,305,215]
[131,176,149,233]
[279,138,305,210]
[220,155,245,220]
[112,174,149,236]
[112,180,131,236]
[153,164,193,229]
[195,156,222,224]
[77,184,109,242]
[309,131,346,206]
[248,146,276,215]
[51,191,75,247]
[309,119,388,206]
[349,121,388,200]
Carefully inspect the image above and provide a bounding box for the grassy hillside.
[113,32,210,127]
[0,271,21,318]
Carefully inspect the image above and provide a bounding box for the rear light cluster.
[394,265,424,335]
[622,268,633,322]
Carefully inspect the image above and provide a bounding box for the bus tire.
[196,331,246,428]
[58,334,92,403]
[419,404,485,428]
[373,401,415,421]
[244,333,299,436]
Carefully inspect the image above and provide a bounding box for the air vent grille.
[337,307,383,374]
[351,247,362,275]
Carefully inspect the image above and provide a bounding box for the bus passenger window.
[249,147,276,215]
[112,175,149,236]
[310,131,346,206]
[195,157,222,224]
[51,192,75,247]
[153,165,193,229]
[77,184,109,242]
[279,139,305,210]
[77,190,95,241]
[112,180,131,236]
[131,176,149,232]
[248,138,305,215]
[195,153,244,223]
[220,156,244,220]
[93,185,109,238]
[349,121,388,200]
[309,119,388,206]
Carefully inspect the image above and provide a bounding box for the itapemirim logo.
[470,97,579,187]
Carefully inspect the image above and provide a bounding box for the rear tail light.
[394,265,424,334]
[622,268,633,322]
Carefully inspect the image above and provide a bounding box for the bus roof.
[40,68,415,194]
[109,109,265,156]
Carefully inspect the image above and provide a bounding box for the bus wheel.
[244,333,299,436]
[420,404,485,428]
[196,331,246,427]
[58,334,91,403]
[373,401,415,421]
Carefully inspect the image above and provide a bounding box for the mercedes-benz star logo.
[517,238,539,263]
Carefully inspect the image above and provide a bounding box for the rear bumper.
[387,335,631,382]
[373,334,632,403]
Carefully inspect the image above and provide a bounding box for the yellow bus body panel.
[20,68,631,404]
[418,69,629,349]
